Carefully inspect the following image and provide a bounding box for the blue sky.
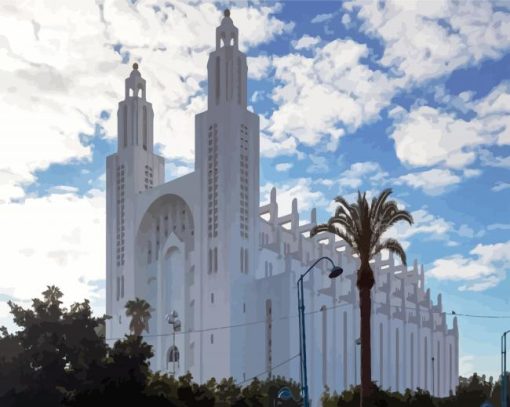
[0,0,509,380]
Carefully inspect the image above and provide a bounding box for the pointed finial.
[224,9,230,18]
[132,62,139,70]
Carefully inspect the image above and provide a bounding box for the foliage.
[1,286,507,407]
[0,287,302,406]
[125,297,152,336]
[322,375,509,407]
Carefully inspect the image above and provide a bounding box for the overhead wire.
[106,294,510,341]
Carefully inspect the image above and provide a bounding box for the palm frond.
[372,238,407,266]
[370,188,393,223]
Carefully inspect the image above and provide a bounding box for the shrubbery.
[0,287,507,406]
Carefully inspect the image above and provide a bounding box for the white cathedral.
[106,10,459,405]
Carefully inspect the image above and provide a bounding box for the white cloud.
[397,168,462,195]
[391,107,483,169]
[311,13,334,24]
[487,223,510,231]
[386,207,452,243]
[306,155,329,174]
[390,82,510,174]
[0,189,106,329]
[347,0,510,84]
[260,132,303,158]
[292,35,321,50]
[247,55,272,80]
[0,1,292,202]
[338,161,388,189]
[341,14,352,27]
[260,178,328,215]
[427,240,510,291]
[275,162,293,172]
[480,149,510,169]
[267,39,396,152]
[492,182,510,192]
[166,160,194,180]
[459,355,476,378]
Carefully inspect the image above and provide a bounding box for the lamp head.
[328,266,343,279]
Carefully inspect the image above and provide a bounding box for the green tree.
[0,286,108,406]
[311,189,413,406]
[125,297,152,336]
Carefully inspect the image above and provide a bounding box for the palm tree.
[311,189,413,405]
[125,297,152,336]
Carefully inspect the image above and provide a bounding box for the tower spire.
[117,63,154,152]
[208,9,247,108]
[216,8,239,50]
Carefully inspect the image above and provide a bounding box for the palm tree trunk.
[357,266,375,406]
[359,285,372,406]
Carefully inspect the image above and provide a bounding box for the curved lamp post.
[297,256,343,407]
[503,330,510,407]
[165,310,181,375]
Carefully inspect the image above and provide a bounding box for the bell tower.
[194,9,260,381]
[106,63,165,341]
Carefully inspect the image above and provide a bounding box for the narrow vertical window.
[244,248,248,274]
[266,299,272,378]
[214,247,218,273]
[190,342,195,366]
[215,57,220,104]
[321,305,327,386]
[424,337,428,390]
[240,248,244,273]
[208,249,212,274]
[449,344,452,394]
[143,106,147,151]
[123,105,128,147]
[343,312,348,389]
[189,300,195,331]
[396,328,400,391]
[120,275,124,298]
[237,57,242,104]
[116,276,120,301]
[437,342,440,395]
[379,323,384,388]
[411,332,415,389]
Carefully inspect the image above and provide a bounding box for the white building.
[105,10,459,405]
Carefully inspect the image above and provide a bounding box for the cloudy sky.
[1,0,509,380]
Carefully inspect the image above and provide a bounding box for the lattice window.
[239,124,248,239]
[207,124,219,238]
[116,164,126,267]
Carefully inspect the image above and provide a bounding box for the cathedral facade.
[106,11,459,405]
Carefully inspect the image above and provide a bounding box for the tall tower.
[106,64,165,339]
[195,9,260,381]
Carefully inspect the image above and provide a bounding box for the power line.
[106,297,510,341]
[236,354,300,386]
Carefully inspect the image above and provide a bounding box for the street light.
[297,256,343,407]
[355,337,361,386]
[165,310,181,375]
[502,330,510,407]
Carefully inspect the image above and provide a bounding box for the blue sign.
[481,401,494,407]
[277,387,293,400]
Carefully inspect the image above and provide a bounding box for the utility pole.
[503,330,510,407]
